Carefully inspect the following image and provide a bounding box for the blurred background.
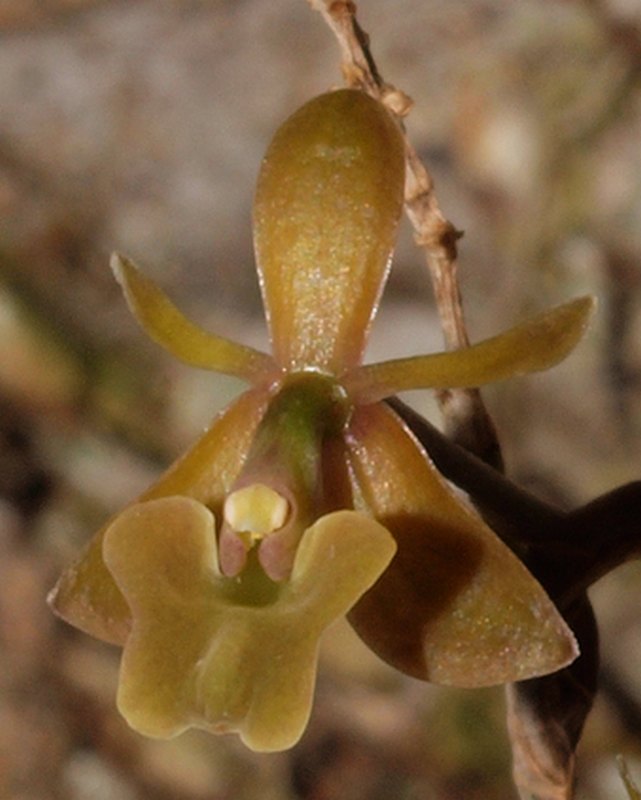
[1,0,641,797]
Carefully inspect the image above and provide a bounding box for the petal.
[112,253,276,381]
[343,296,595,402]
[345,403,578,687]
[104,499,395,752]
[48,387,270,645]
[254,90,405,372]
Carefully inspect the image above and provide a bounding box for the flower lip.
[102,496,396,750]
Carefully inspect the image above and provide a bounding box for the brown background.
[1,1,640,798]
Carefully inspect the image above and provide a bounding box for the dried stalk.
[307,5,607,799]
[307,0,502,468]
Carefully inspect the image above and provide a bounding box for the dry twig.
[307,6,638,800]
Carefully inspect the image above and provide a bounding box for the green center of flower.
[218,372,351,581]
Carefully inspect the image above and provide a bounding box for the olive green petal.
[103,498,395,751]
[254,90,405,373]
[48,387,270,645]
[112,253,275,380]
[344,296,595,402]
[346,403,578,687]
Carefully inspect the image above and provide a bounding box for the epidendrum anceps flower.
[49,89,595,752]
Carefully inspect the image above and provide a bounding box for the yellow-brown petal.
[112,253,276,381]
[254,90,405,373]
[48,387,270,645]
[345,402,578,687]
[343,296,595,402]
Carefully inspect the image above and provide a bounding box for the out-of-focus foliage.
[1,1,641,798]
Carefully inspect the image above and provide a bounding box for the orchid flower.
[49,89,594,752]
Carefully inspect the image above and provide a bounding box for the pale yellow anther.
[223,484,289,545]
